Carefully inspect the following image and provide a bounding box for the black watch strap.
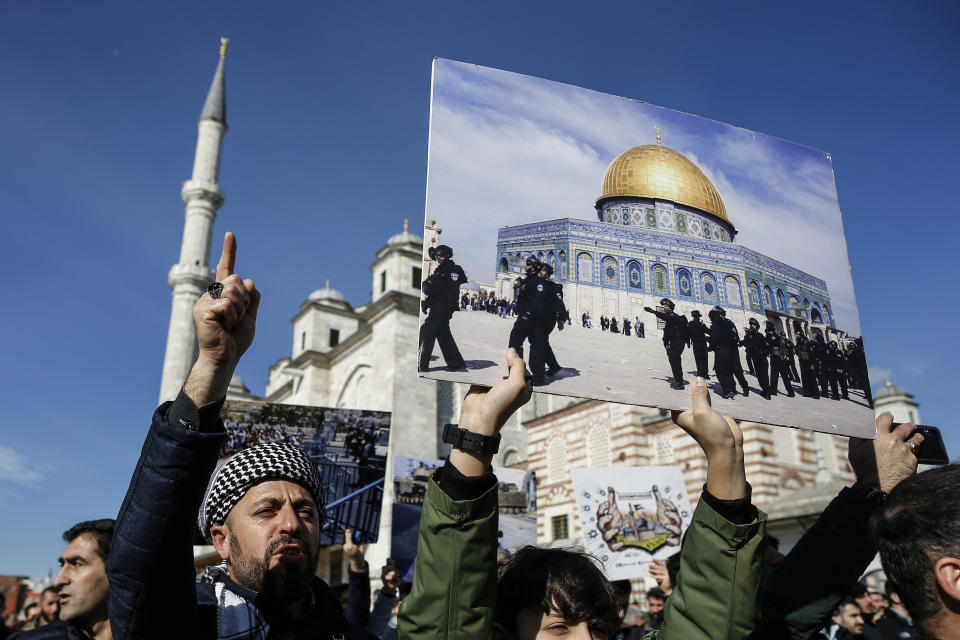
[442,423,501,454]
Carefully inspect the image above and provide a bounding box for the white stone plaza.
[420,310,876,438]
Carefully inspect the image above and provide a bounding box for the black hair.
[834,596,861,617]
[646,587,666,601]
[41,586,59,597]
[665,551,681,589]
[63,519,115,562]
[496,546,619,637]
[871,463,960,631]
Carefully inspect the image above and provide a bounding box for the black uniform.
[743,327,771,398]
[709,314,738,396]
[825,342,849,400]
[794,335,820,398]
[726,320,750,393]
[508,274,534,358]
[766,331,796,397]
[515,274,564,383]
[647,308,688,387]
[543,280,566,375]
[418,259,467,371]
[783,336,800,381]
[687,317,711,378]
[813,336,831,398]
[623,318,631,336]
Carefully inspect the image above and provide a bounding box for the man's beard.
[230,534,316,599]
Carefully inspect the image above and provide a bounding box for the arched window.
[586,424,611,467]
[762,286,773,309]
[558,250,567,280]
[547,438,569,483]
[499,257,509,273]
[777,289,786,312]
[701,273,718,304]
[652,265,668,294]
[724,276,743,307]
[790,295,800,307]
[811,307,823,324]
[749,281,761,307]
[547,251,556,269]
[577,252,593,283]
[537,251,544,262]
[602,256,618,287]
[626,260,643,290]
[676,268,693,298]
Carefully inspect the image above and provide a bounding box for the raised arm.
[654,378,765,640]
[399,349,530,640]
[107,232,260,640]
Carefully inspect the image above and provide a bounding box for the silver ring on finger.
[207,282,223,300]
[907,440,917,451]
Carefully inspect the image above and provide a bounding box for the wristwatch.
[442,423,501,454]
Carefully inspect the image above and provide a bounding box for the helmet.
[765,321,775,331]
[691,310,701,318]
[659,298,675,309]
[540,263,554,276]
[712,305,726,317]
[748,318,759,327]
[525,256,539,268]
[434,244,453,259]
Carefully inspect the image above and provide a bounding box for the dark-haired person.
[643,588,667,632]
[18,519,114,640]
[419,244,467,372]
[822,598,868,639]
[106,234,373,640]
[872,462,960,640]
[16,588,59,633]
[644,299,689,390]
[399,369,766,639]
[874,586,920,640]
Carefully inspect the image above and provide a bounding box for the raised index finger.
[215,231,237,282]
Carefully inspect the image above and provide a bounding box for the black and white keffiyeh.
[199,442,324,534]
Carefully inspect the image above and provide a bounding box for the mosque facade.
[495,137,843,341]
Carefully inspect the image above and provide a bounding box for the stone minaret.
[159,38,229,403]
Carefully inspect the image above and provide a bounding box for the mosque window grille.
[551,514,569,541]
[815,432,843,475]
[558,251,567,280]
[412,266,422,289]
[655,434,675,464]
[499,258,509,273]
[676,269,693,298]
[627,260,644,290]
[577,253,594,283]
[329,329,340,348]
[380,271,387,294]
[586,424,612,467]
[547,438,570,484]
[602,256,619,287]
[776,289,786,312]
[762,286,773,310]
[749,282,761,308]
[301,331,306,351]
[724,276,743,307]
[652,265,668,294]
[702,273,718,304]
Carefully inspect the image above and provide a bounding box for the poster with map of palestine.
[571,467,694,581]
[418,57,875,439]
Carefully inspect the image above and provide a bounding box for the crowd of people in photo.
[5,235,956,640]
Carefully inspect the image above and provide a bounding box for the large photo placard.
[418,58,875,438]
[221,400,391,545]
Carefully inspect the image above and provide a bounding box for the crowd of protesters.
[4,233,956,640]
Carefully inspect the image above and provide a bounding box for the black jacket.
[422,260,467,312]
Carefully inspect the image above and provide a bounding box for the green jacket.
[399,475,767,640]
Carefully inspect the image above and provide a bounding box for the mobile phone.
[893,423,950,465]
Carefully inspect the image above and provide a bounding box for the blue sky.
[1,1,957,578]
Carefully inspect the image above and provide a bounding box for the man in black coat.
[508,257,540,359]
[538,263,566,377]
[106,233,372,640]
[707,307,737,399]
[743,318,772,400]
[515,267,565,385]
[418,244,467,372]
[781,332,800,381]
[644,298,688,389]
[688,310,711,379]
[794,333,821,398]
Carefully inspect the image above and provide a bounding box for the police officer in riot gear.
[418,244,467,372]
[766,322,796,397]
[781,332,800,381]
[794,333,820,398]
[688,310,711,379]
[538,263,566,377]
[644,298,688,389]
[708,307,737,399]
[515,264,565,385]
[508,257,541,359]
[743,318,772,400]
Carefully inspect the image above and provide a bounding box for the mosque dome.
[308,280,347,303]
[874,379,913,401]
[386,218,423,247]
[598,143,729,223]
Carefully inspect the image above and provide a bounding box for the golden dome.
[599,144,729,222]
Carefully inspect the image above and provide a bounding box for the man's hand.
[644,306,654,313]
[343,528,367,573]
[596,487,625,551]
[648,558,673,595]
[450,348,531,477]
[653,485,682,544]
[184,232,261,406]
[849,413,923,494]
[671,377,745,500]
